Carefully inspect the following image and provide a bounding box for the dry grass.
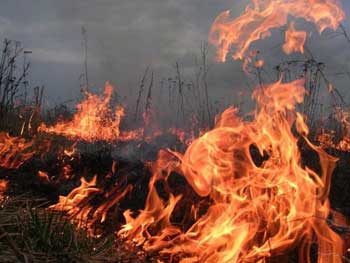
[0,196,144,263]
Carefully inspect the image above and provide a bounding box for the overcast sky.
[1,0,350,109]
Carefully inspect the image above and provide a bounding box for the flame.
[317,108,350,151]
[39,82,142,142]
[118,150,182,248]
[0,132,35,169]
[50,176,100,231]
[209,0,345,62]
[37,170,50,182]
[317,131,350,151]
[0,179,8,193]
[283,22,307,54]
[57,164,74,181]
[119,79,343,262]
[38,82,206,144]
[0,179,7,191]
[50,162,133,236]
[3,1,347,261]
[0,179,8,202]
[63,143,78,158]
[38,82,205,145]
[255,59,264,68]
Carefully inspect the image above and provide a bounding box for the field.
[2,1,350,262]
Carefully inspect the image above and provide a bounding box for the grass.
[0,196,143,263]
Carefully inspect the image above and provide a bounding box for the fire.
[283,22,307,54]
[118,151,182,247]
[38,82,203,144]
[50,176,100,231]
[50,170,133,236]
[209,0,345,62]
[255,59,264,68]
[0,0,347,261]
[63,143,78,158]
[317,108,350,151]
[0,179,8,193]
[45,1,347,261]
[39,82,142,142]
[167,127,199,145]
[317,131,350,152]
[0,132,35,169]
[119,79,343,262]
[0,179,8,201]
[0,180,7,191]
[37,170,50,182]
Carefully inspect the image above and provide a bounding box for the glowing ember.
[209,0,345,62]
[255,59,264,68]
[317,132,350,152]
[37,171,50,183]
[0,179,8,201]
[63,143,78,158]
[0,179,8,192]
[317,108,350,151]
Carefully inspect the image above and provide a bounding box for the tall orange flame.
[41,0,349,261]
[119,79,343,262]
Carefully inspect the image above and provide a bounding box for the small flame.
[317,108,350,151]
[0,179,8,201]
[37,171,50,182]
[0,132,35,169]
[39,82,141,142]
[283,22,307,54]
[255,59,265,68]
[50,165,133,236]
[0,179,8,193]
[63,143,77,158]
[50,176,100,231]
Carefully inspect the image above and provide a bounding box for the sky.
[1,0,350,109]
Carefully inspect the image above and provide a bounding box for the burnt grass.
[1,133,350,262]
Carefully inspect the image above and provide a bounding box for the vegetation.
[0,29,350,262]
[0,197,144,263]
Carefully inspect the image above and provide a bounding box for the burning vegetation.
[2,0,350,262]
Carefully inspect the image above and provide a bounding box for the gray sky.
[1,0,350,109]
